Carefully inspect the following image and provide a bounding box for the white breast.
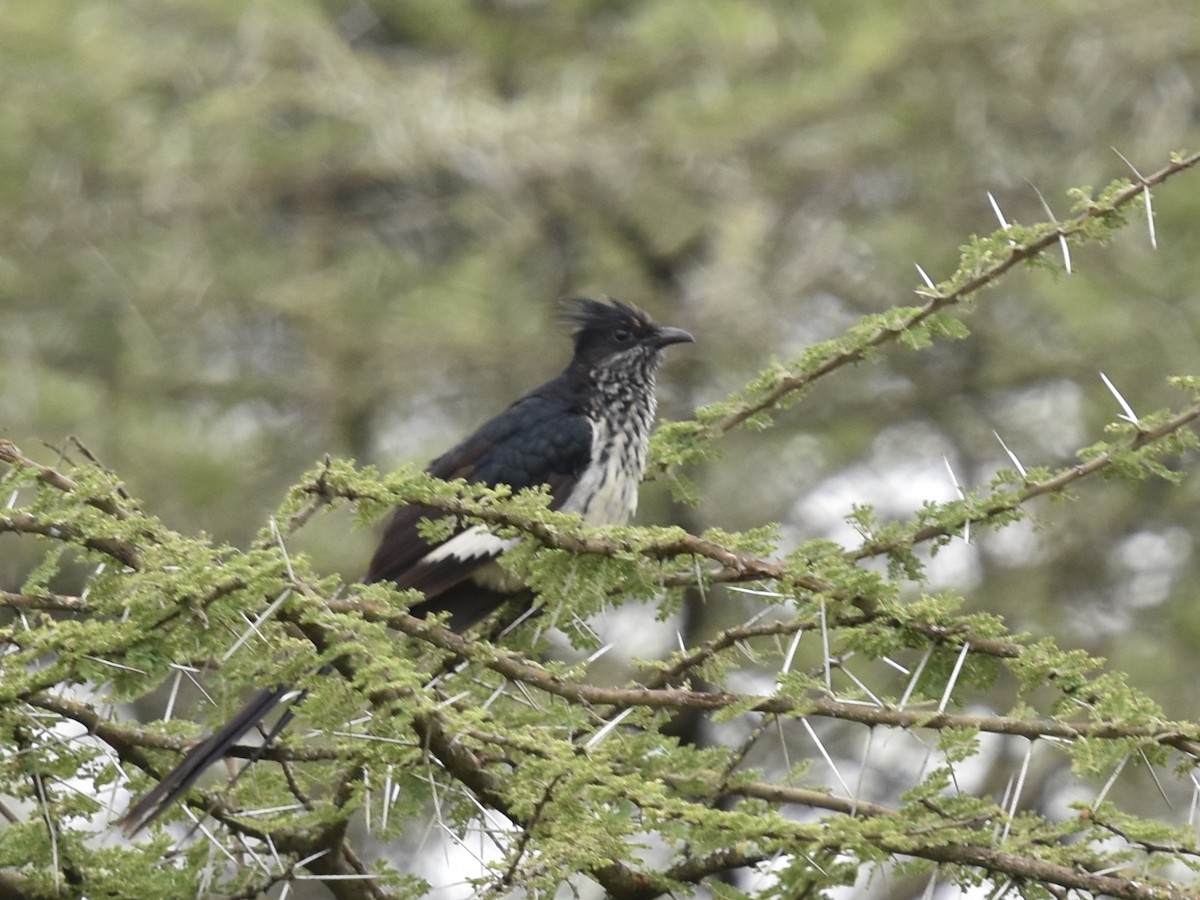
[560,409,652,526]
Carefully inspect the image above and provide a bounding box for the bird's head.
[562,297,693,376]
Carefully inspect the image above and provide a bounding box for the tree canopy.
[3,2,1200,898]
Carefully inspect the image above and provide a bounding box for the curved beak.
[651,325,695,348]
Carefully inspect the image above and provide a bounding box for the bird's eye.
[613,328,633,343]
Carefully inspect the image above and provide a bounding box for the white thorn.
[775,717,792,777]
[366,772,374,833]
[1111,146,1145,181]
[942,455,965,498]
[497,602,540,638]
[839,664,885,708]
[819,598,832,692]
[942,455,970,543]
[1138,746,1172,808]
[993,430,1028,478]
[512,679,542,711]
[914,262,936,290]
[1002,739,1035,841]
[222,587,292,662]
[264,833,284,871]
[937,642,971,713]
[1091,755,1128,810]
[237,802,307,819]
[294,848,333,870]
[481,682,508,711]
[852,728,874,816]
[1112,147,1157,249]
[899,647,933,710]
[780,628,804,677]
[80,655,147,674]
[270,516,296,582]
[1113,146,1142,181]
[1144,185,1157,249]
[947,758,963,797]
[1099,372,1139,424]
[185,806,242,863]
[726,586,789,599]
[801,718,853,797]
[434,691,470,709]
[231,831,272,875]
[1028,180,1055,220]
[163,668,183,722]
[585,707,636,749]
[1027,181,1073,274]
[382,765,394,832]
[585,642,615,666]
[987,191,1010,229]
[800,853,829,877]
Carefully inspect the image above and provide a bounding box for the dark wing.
[365,385,592,607]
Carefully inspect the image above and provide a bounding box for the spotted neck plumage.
[560,348,662,525]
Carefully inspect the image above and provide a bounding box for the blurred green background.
[2,1,1200,713]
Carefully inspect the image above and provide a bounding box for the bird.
[121,297,693,834]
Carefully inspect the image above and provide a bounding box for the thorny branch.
[412,701,1185,900]
[309,602,1200,756]
[4,148,1200,896]
[5,370,1200,895]
[646,149,1200,467]
[291,397,1200,605]
[851,398,1200,561]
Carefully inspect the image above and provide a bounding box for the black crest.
[561,297,656,343]
[560,297,691,370]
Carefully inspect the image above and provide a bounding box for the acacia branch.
[0,440,131,519]
[292,390,1200,622]
[851,398,1200,561]
[0,591,89,614]
[0,511,141,569]
[311,604,1200,757]
[649,149,1200,464]
[422,700,1179,900]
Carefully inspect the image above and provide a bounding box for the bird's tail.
[121,683,296,836]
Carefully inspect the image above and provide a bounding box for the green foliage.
[4,2,1200,899]
[11,251,1200,894]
